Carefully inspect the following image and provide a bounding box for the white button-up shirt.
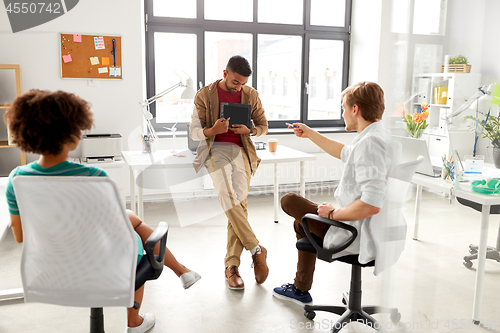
[323,121,401,269]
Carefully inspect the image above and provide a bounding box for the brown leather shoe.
[225,266,244,290]
[252,245,269,284]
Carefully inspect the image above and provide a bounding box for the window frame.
[144,0,352,132]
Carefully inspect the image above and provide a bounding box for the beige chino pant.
[205,144,259,268]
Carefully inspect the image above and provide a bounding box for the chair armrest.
[144,221,169,272]
[301,213,358,262]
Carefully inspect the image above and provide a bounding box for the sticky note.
[98,67,108,74]
[73,34,82,42]
[102,57,110,66]
[90,57,99,65]
[109,67,121,77]
[62,54,72,63]
[94,37,105,50]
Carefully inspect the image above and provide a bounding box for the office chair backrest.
[370,156,423,275]
[12,176,137,308]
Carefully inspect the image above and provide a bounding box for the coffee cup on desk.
[267,138,278,152]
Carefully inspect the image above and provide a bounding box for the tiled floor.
[1,188,500,332]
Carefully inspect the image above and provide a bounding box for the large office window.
[154,32,197,124]
[145,0,351,131]
[257,34,302,121]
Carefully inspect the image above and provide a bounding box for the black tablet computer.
[220,102,251,128]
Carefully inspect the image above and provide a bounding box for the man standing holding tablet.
[190,55,269,290]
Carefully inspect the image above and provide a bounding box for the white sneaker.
[125,313,155,333]
[180,271,201,289]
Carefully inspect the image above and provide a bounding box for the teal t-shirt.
[6,161,143,265]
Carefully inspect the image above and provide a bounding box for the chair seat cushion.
[457,197,500,214]
[296,236,375,267]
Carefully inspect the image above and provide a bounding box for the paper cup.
[267,138,278,152]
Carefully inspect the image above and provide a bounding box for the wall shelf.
[0,64,26,165]
[412,73,481,164]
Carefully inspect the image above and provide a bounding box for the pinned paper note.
[73,34,82,43]
[98,67,108,74]
[94,37,105,50]
[90,57,99,65]
[101,57,110,66]
[62,54,73,63]
[109,67,121,77]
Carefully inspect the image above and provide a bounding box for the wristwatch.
[246,120,256,137]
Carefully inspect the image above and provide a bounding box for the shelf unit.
[0,64,26,165]
[411,73,481,164]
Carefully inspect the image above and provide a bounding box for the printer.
[81,134,122,162]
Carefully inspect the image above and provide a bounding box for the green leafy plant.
[465,112,500,148]
[449,55,468,65]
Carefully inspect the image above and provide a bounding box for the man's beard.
[225,81,237,93]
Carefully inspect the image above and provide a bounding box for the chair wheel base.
[304,310,316,320]
[463,260,473,269]
[390,311,401,324]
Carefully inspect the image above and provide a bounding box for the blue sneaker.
[273,283,312,305]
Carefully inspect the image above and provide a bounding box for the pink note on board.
[62,54,73,63]
[73,34,82,43]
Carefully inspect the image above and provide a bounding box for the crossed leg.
[125,210,194,327]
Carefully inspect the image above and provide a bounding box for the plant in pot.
[449,55,468,65]
[403,103,429,139]
[443,55,470,73]
[465,112,500,168]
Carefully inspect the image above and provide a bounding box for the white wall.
[445,0,486,77]
[446,0,500,162]
[0,0,145,175]
[479,0,500,86]
[350,0,382,84]
[0,0,398,197]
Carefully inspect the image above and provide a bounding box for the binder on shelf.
[417,78,430,103]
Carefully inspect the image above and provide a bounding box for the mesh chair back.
[371,156,423,275]
[13,176,137,308]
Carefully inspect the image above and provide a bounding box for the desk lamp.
[446,83,500,128]
[445,84,500,176]
[140,70,196,147]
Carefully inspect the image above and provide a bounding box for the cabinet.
[79,159,127,206]
[412,73,481,164]
[0,64,26,165]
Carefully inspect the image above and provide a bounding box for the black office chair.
[296,156,423,332]
[13,176,169,333]
[297,214,400,331]
[456,197,500,269]
[90,221,169,333]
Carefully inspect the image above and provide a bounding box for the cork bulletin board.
[60,33,122,79]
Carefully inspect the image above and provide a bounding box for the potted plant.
[465,112,500,168]
[403,103,430,139]
[442,55,471,73]
[449,55,469,65]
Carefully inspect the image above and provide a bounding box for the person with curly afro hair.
[4,89,200,333]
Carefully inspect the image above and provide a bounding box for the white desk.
[255,145,316,222]
[79,159,127,206]
[122,145,316,222]
[411,170,500,324]
[411,173,452,240]
[453,180,500,324]
[0,177,24,303]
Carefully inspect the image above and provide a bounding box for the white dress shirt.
[323,121,402,270]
